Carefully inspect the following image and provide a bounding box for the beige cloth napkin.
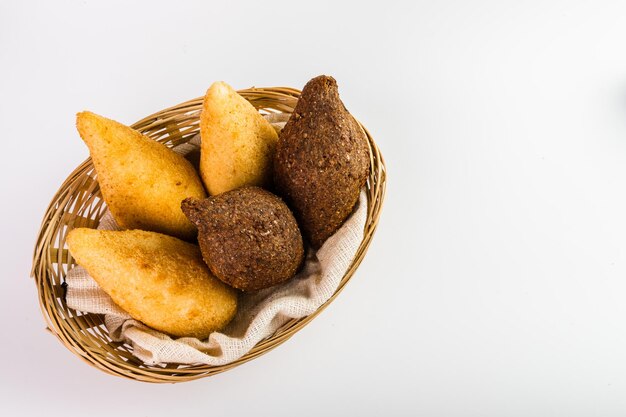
[65,116,368,366]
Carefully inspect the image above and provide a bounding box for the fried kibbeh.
[67,228,237,339]
[199,82,279,195]
[181,187,304,291]
[273,75,370,248]
[76,111,206,240]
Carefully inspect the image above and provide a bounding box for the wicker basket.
[31,86,386,383]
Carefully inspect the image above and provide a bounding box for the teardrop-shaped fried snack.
[67,228,238,339]
[76,111,207,240]
[199,82,279,195]
[273,75,370,248]
[181,187,304,291]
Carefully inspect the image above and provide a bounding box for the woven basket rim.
[31,86,387,383]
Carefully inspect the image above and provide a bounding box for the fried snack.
[76,111,207,240]
[199,82,279,195]
[67,228,237,339]
[273,75,370,248]
[181,187,304,291]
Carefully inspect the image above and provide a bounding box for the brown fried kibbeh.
[67,228,238,339]
[273,75,370,248]
[181,187,304,292]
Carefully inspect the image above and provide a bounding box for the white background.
[2,0,626,415]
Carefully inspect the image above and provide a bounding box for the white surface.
[2,0,626,415]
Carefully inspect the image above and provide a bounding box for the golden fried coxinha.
[200,82,279,195]
[76,111,207,240]
[67,228,238,339]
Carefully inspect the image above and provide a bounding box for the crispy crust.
[76,111,207,240]
[67,228,238,339]
[199,82,279,195]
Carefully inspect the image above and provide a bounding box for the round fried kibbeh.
[181,187,304,291]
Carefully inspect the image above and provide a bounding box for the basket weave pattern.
[31,87,386,383]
